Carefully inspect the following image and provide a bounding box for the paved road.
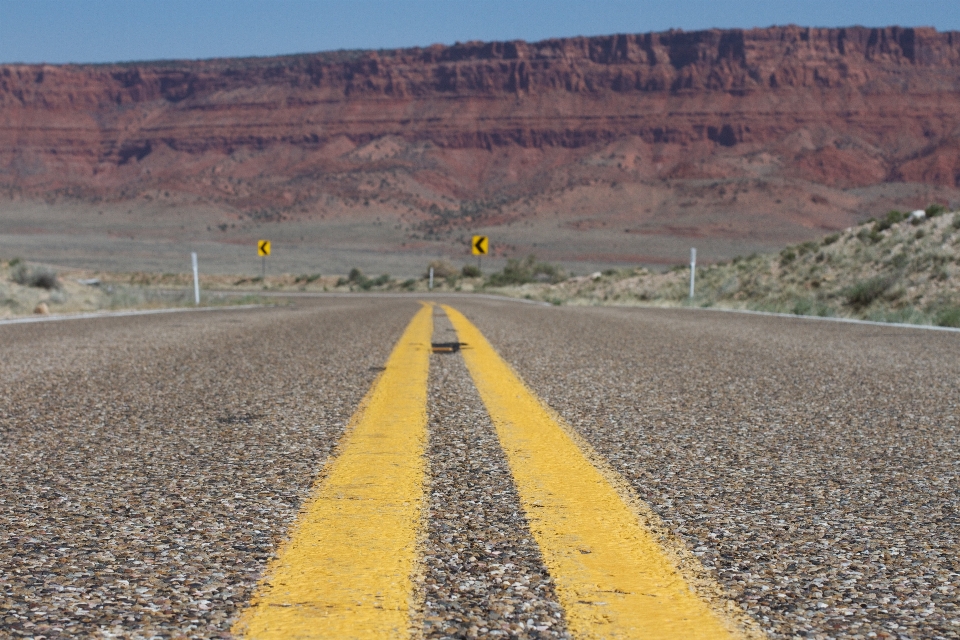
[1,298,958,639]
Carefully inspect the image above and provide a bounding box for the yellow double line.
[233,304,759,639]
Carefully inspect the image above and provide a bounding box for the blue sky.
[2,0,960,64]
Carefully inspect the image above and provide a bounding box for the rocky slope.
[4,26,960,265]
[499,206,960,327]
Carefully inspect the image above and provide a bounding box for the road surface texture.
[1,297,957,639]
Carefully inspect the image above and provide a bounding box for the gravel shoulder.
[452,300,960,639]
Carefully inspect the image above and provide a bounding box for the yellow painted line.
[442,304,748,640]
[233,303,433,639]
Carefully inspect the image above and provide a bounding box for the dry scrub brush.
[490,206,960,327]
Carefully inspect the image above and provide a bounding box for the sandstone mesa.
[3,25,960,262]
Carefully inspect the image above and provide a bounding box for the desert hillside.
[500,205,960,327]
[3,26,960,271]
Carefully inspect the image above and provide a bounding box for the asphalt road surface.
[1,297,957,639]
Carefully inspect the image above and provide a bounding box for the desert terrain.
[3,26,960,275]
[4,25,960,637]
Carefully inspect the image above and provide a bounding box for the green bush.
[844,276,894,310]
[461,264,481,278]
[791,298,814,315]
[424,260,457,280]
[779,248,797,265]
[11,264,60,290]
[874,210,905,232]
[935,306,960,328]
[890,253,909,269]
[857,226,883,244]
[925,203,947,218]
[340,268,377,289]
[355,272,391,290]
[10,263,28,285]
[822,233,841,246]
[486,255,565,286]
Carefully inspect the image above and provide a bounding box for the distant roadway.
[1,298,957,638]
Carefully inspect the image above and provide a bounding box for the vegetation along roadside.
[4,206,958,327]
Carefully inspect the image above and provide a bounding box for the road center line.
[233,303,433,639]
[442,304,751,640]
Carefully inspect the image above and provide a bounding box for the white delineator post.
[689,248,696,299]
[191,252,200,305]
[429,266,434,290]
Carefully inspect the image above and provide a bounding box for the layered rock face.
[2,26,960,260]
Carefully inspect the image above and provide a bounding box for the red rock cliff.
[2,26,960,214]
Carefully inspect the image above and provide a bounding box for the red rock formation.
[2,26,960,253]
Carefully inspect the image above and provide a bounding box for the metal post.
[689,248,697,299]
[191,252,200,305]
[429,267,434,290]
[262,255,265,280]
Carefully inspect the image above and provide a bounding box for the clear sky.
[2,0,960,65]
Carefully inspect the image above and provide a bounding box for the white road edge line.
[5,296,953,332]
[0,304,262,326]
[204,291,554,306]
[686,305,960,333]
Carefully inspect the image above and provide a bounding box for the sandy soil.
[9,179,957,280]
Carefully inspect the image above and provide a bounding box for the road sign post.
[191,252,200,306]
[472,235,489,272]
[689,247,697,299]
[258,240,271,279]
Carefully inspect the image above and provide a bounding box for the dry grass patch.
[482,208,960,327]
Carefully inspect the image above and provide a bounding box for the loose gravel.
[0,300,416,638]
[4,297,958,640]
[419,310,569,639]
[453,300,960,640]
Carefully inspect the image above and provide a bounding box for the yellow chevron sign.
[471,235,488,255]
